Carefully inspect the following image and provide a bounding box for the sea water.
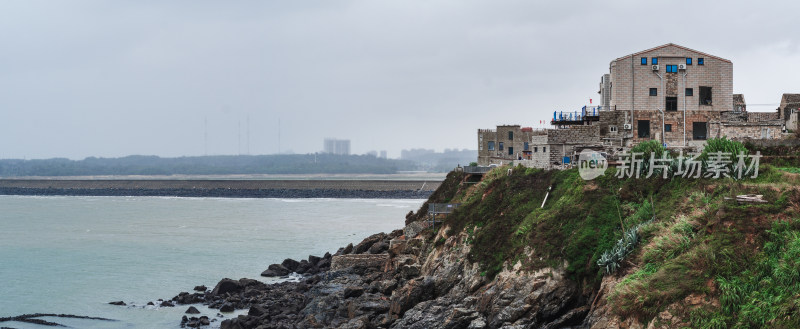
[0,195,422,328]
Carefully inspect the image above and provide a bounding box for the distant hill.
[0,154,418,176]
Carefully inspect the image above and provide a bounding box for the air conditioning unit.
[651,65,659,71]
[623,123,632,130]
[678,63,687,70]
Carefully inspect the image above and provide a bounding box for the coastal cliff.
[167,160,800,328]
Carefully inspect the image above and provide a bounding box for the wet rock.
[161,300,175,307]
[281,258,301,272]
[220,303,235,313]
[261,264,291,277]
[295,260,312,274]
[308,255,322,265]
[211,278,243,296]
[194,285,207,292]
[108,301,126,306]
[186,306,201,314]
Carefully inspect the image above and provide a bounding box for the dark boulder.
[295,260,312,274]
[353,233,386,254]
[281,258,301,272]
[342,243,354,255]
[193,285,207,292]
[220,303,235,313]
[186,306,201,314]
[368,241,389,254]
[316,258,331,269]
[260,264,290,277]
[211,278,243,296]
[161,300,175,307]
[308,255,322,266]
[108,301,126,306]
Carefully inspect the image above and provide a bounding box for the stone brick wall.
[630,110,723,147]
[547,125,601,144]
[610,44,733,115]
[331,254,389,271]
[722,124,783,140]
[747,112,779,122]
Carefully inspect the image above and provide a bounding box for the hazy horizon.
[2,1,799,160]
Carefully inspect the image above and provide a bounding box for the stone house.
[778,93,800,132]
[477,43,792,169]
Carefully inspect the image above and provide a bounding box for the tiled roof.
[781,93,800,106]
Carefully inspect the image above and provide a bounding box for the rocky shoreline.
[153,218,591,329]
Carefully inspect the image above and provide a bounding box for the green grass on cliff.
[420,158,800,327]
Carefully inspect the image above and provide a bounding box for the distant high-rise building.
[380,150,387,159]
[323,138,351,155]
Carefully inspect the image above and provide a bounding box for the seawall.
[0,179,441,199]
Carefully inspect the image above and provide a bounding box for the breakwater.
[0,179,440,199]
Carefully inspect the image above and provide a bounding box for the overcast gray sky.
[1,0,798,159]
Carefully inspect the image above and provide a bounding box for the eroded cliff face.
[387,224,589,329]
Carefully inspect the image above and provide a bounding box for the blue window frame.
[488,141,495,151]
[649,88,657,96]
[499,142,504,151]
[524,142,529,151]
[652,57,658,65]
[666,65,678,73]
[641,57,647,65]
[686,58,692,65]
[665,124,672,132]
[698,58,704,65]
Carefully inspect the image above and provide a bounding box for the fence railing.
[427,203,461,215]
[463,166,492,174]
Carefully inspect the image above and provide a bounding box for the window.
[543,147,546,153]
[699,86,712,105]
[666,65,678,73]
[488,141,495,151]
[693,122,707,140]
[638,120,650,138]
[534,147,538,152]
[508,131,513,140]
[698,58,704,65]
[499,142,504,151]
[652,57,658,65]
[686,58,692,65]
[641,57,647,65]
[685,88,694,96]
[666,97,678,111]
[649,88,657,96]
[665,124,672,132]
[508,147,514,155]
[524,142,529,151]
[610,125,618,133]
